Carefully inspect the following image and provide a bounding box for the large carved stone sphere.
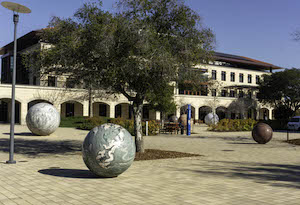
[204,113,219,125]
[26,103,60,136]
[252,123,273,144]
[179,114,187,126]
[82,123,136,178]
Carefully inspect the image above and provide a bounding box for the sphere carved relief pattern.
[82,123,136,178]
[26,103,60,136]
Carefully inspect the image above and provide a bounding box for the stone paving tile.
[0,125,300,204]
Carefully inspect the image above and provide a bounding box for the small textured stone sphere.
[204,113,219,125]
[26,103,60,136]
[82,123,136,178]
[252,123,273,144]
[169,115,178,123]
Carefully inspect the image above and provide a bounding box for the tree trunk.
[88,87,93,117]
[133,99,144,153]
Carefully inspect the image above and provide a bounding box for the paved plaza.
[0,124,300,204]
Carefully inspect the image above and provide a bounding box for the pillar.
[109,103,115,119]
[155,111,161,121]
[194,106,199,122]
[83,100,89,117]
[20,102,27,125]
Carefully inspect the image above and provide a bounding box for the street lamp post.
[1,1,31,164]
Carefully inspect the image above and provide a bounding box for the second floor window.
[212,70,217,80]
[256,75,260,84]
[221,90,227,97]
[239,90,244,98]
[239,73,244,83]
[48,76,56,87]
[229,90,235,97]
[230,72,235,82]
[248,74,252,83]
[221,71,226,81]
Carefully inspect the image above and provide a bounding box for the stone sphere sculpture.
[82,123,136,178]
[252,123,273,144]
[169,115,178,123]
[26,103,60,136]
[179,114,187,126]
[204,113,219,125]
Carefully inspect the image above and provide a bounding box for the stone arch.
[28,99,53,110]
[180,104,195,119]
[93,102,110,117]
[115,103,131,119]
[216,106,227,120]
[199,106,212,122]
[259,108,270,120]
[61,101,83,117]
[0,98,21,124]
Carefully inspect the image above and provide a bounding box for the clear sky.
[0,0,299,69]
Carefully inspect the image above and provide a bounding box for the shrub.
[209,119,258,132]
[111,118,159,136]
[142,120,160,136]
[77,117,160,136]
[77,116,105,130]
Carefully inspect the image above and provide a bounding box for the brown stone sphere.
[252,123,273,144]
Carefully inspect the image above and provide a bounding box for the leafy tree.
[145,83,177,127]
[25,0,215,152]
[257,68,300,119]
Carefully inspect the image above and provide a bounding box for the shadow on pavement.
[176,160,300,189]
[0,138,82,156]
[3,132,37,137]
[38,169,102,179]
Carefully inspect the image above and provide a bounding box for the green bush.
[209,119,258,132]
[142,120,160,136]
[60,116,87,127]
[111,118,159,136]
[77,116,105,130]
[75,116,160,136]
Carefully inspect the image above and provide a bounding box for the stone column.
[20,102,27,125]
[194,106,199,123]
[109,103,116,119]
[269,109,273,120]
[83,100,89,117]
[155,111,161,121]
[176,107,180,118]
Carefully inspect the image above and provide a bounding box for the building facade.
[0,30,281,125]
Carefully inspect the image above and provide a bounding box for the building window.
[211,89,216,97]
[248,91,252,99]
[212,70,217,80]
[115,105,122,118]
[221,90,227,97]
[66,77,75,88]
[221,71,226,81]
[256,75,260,84]
[143,105,149,119]
[248,74,252,83]
[48,76,56,87]
[10,56,14,72]
[239,90,244,98]
[99,104,107,117]
[239,73,244,83]
[229,90,235,97]
[200,85,208,96]
[230,72,235,82]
